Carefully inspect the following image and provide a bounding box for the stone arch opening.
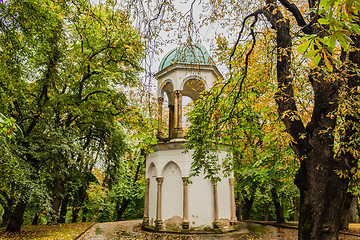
[181,77,205,134]
[161,161,183,222]
[158,80,176,139]
[181,77,206,102]
[160,80,174,103]
[147,162,157,178]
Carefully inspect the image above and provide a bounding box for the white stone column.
[173,90,184,138]
[229,178,238,225]
[157,97,164,139]
[168,104,174,138]
[182,177,189,229]
[173,91,179,136]
[212,178,220,228]
[155,177,164,229]
[142,178,150,226]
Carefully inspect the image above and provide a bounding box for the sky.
[149,1,227,74]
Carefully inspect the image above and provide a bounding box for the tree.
[184,0,359,238]
[0,0,144,232]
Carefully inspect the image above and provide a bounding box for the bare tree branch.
[278,0,312,34]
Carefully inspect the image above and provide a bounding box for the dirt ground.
[77,220,360,240]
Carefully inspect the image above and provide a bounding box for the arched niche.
[161,161,183,221]
[147,162,157,178]
[158,80,176,139]
[160,80,174,104]
[181,77,206,102]
[147,162,157,224]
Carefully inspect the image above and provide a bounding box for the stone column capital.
[156,177,164,185]
[174,90,183,96]
[182,177,189,185]
[211,178,218,186]
[158,97,164,103]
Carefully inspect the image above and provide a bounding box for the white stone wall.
[218,175,232,220]
[188,174,214,227]
[162,161,183,221]
[146,142,233,228]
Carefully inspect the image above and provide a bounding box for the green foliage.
[0,0,151,229]
[186,33,299,221]
[297,0,359,71]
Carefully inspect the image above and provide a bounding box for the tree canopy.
[0,0,154,232]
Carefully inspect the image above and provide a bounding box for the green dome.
[158,44,214,72]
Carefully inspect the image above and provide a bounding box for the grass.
[0,222,94,240]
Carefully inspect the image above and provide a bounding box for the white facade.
[145,142,235,230]
[142,44,237,231]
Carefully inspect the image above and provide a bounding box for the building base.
[142,217,149,227]
[155,219,163,230]
[182,220,190,229]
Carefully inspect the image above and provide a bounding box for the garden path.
[77,219,360,240]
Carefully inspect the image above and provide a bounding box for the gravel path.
[77,220,143,240]
[77,220,360,240]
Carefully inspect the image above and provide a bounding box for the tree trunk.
[263,203,269,221]
[72,206,81,223]
[296,156,348,239]
[349,196,358,223]
[0,196,13,228]
[72,186,87,223]
[261,1,352,238]
[338,11,360,234]
[50,178,63,224]
[347,14,360,225]
[116,197,131,221]
[294,196,300,222]
[243,192,255,220]
[6,200,27,232]
[235,191,242,221]
[341,193,354,230]
[82,206,87,222]
[271,188,285,223]
[58,195,69,223]
[0,208,11,228]
[357,200,360,224]
[32,213,39,225]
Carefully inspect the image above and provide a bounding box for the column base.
[155,219,163,230]
[230,219,238,226]
[173,128,184,138]
[157,132,164,139]
[213,220,220,229]
[142,217,149,226]
[182,220,189,229]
